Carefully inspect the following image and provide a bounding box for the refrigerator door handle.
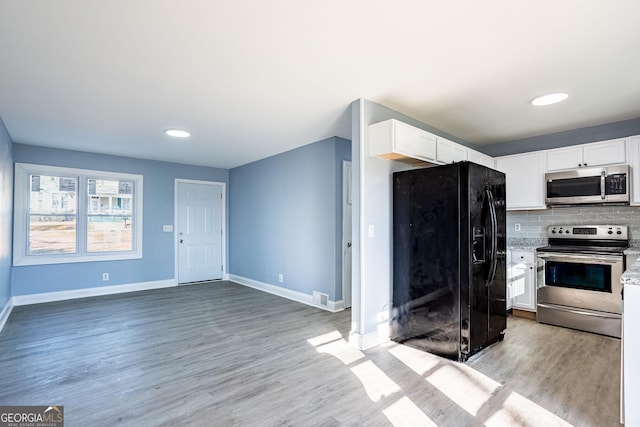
[485,189,498,287]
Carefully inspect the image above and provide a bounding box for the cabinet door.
[436,137,467,164]
[368,119,437,163]
[468,149,494,169]
[583,138,626,167]
[546,146,583,171]
[628,136,640,206]
[414,128,437,161]
[513,263,536,310]
[393,120,417,155]
[496,152,546,210]
[510,250,536,311]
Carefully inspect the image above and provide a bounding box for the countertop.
[508,246,542,251]
[622,257,640,287]
[624,247,640,256]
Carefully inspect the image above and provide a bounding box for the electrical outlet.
[278,273,284,283]
[102,273,109,281]
[514,223,521,232]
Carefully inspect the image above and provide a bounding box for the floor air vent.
[313,291,329,307]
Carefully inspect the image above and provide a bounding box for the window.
[14,163,143,266]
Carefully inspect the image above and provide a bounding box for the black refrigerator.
[391,161,507,362]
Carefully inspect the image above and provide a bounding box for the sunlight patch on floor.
[315,338,366,365]
[306,330,343,347]
[388,344,440,375]
[307,330,569,427]
[383,396,438,427]
[426,364,501,416]
[351,360,401,402]
[308,330,437,426]
[484,391,574,427]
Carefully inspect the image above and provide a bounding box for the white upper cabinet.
[369,118,497,168]
[468,149,495,169]
[436,137,468,164]
[627,135,640,206]
[496,151,546,210]
[583,138,627,166]
[546,138,627,171]
[369,119,437,163]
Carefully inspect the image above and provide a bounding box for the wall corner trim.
[228,274,344,313]
[0,299,14,334]
[11,279,178,306]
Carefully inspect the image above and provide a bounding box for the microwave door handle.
[601,170,606,200]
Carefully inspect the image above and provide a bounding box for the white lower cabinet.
[624,284,640,425]
[507,249,536,311]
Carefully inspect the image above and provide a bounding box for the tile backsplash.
[507,205,640,247]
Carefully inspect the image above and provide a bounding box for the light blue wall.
[12,144,229,296]
[229,137,351,302]
[483,117,640,157]
[0,118,13,310]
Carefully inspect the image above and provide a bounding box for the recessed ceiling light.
[165,129,190,138]
[531,93,569,106]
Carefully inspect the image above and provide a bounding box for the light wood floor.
[0,281,621,426]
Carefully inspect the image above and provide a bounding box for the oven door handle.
[537,253,622,263]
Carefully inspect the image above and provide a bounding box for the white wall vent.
[313,291,329,307]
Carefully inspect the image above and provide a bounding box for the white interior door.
[177,181,223,283]
[342,161,352,308]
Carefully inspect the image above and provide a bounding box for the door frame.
[342,160,352,308]
[174,179,227,283]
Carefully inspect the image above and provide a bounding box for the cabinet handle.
[584,163,587,166]
[578,163,582,167]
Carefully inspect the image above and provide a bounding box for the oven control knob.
[608,230,613,234]
[617,230,622,235]
[565,230,570,234]
[551,230,556,234]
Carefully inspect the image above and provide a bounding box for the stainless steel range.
[536,225,628,338]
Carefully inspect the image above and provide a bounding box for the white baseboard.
[0,298,14,334]
[11,279,178,306]
[349,329,390,350]
[228,274,344,313]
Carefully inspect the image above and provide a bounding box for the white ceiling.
[1,1,640,169]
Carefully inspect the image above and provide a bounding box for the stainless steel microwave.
[545,165,629,206]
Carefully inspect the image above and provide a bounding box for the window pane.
[88,179,133,215]
[29,175,77,214]
[29,215,77,254]
[87,216,133,252]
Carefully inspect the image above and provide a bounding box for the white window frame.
[13,163,143,266]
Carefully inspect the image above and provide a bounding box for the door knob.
[179,239,184,243]
[347,242,352,248]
